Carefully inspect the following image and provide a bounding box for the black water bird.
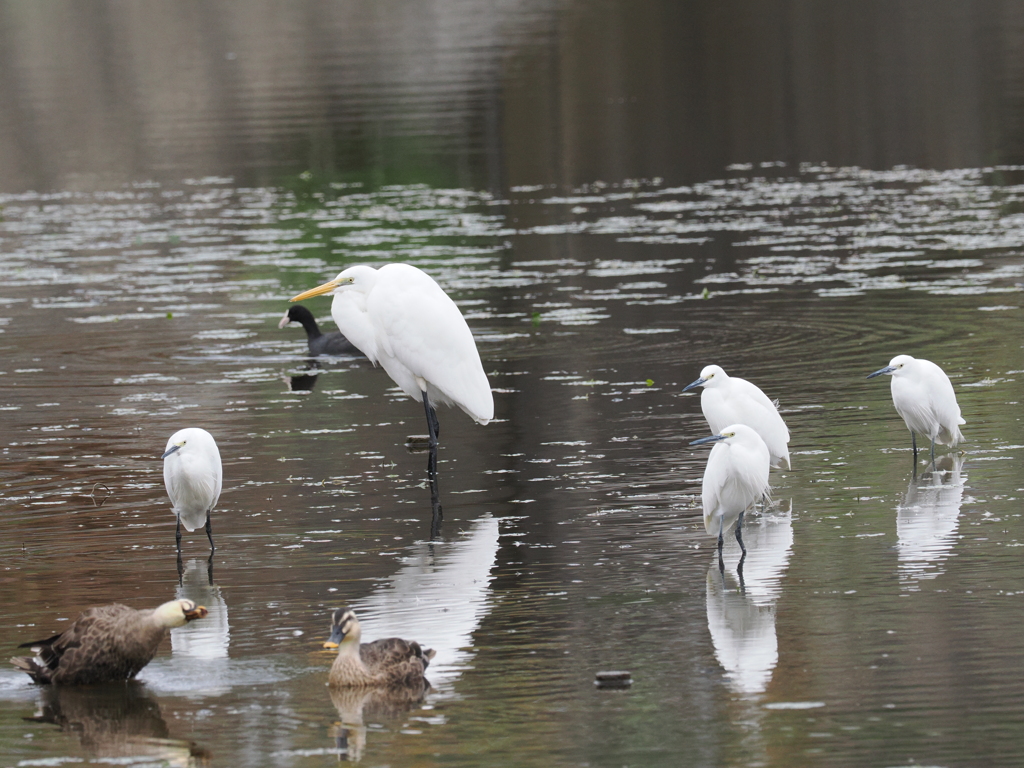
[279,305,361,357]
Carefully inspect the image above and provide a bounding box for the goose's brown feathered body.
[324,608,434,688]
[11,600,207,685]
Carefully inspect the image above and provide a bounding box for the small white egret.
[690,424,771,561]
[683,365,791,469]
[866,355,965,463]
[162,428,223,556]
[279,304,361,357]
[290,264,493,487]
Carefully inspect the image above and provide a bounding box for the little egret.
[279,304,361,357]
[290,263,493,492]
[162,428,222,557]
[10,599,207,685]
[690,424,771,562]
[866,355,965,463]
[683,365,791,469]
[323,607,435,688]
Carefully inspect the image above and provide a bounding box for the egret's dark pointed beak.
[690,434,727,446]
[184,605,208,622]
[291,277,349,303]
[323,624,345,649]
[866,365,896,379]
[161,444,182,459]
[682,377,707,393]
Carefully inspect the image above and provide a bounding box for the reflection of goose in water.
[172,558,230,660]
[898,454,965,584]
[25,683,208,766]
[706,505,793,696]
[329,684,429,762]
[349,514,500,688]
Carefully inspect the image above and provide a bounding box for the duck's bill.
[184,605,209,622]
[690,434,727,446]
[866,365,896,379]
[290,280,340,302]
[323,626,344,649]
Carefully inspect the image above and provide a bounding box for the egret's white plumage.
[867,355,965,458]
[162,428,222,553]
[691,424,771,556]
[290,264,493,425]
[683,365,791,469]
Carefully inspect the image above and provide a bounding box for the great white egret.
[290,263,493,490]
[279,304,361,357]
[162,428,222,557]
[690,424,771,563]
[323,607,434,688]
[11,600,208,685]
[866,354,965,463]
[683,364,791,469]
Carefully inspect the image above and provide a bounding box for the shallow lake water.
[0,166,1022,768]
[3,3,1024,767]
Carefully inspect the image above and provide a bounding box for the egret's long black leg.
[421,390,440,481]
[930,439,936,469]
[422,389,443,538]
[735,509,747,556]
[717,518,725,573]
[912,432,918,458]
[175,516,182,553]
[205,511,215,553]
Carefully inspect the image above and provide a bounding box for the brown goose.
[323,607,434,688]
[11,599,208,685]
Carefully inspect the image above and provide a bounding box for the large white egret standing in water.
[866,354,965,463]
[290,264,493,497]
[690,424,771,566]
[683,364,791,469]
[162,428,222,557]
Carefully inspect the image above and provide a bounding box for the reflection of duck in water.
[898,453,965,583]
[329,684,429,762]
[705,505,792,696]
[172,558,230,660]
[323,608,434,688]
[24,684,209,765]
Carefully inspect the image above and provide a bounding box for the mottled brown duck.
[11,599,208,685]
[323,607,434,688]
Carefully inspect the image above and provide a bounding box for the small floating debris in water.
[595,670,633,689]
[405,435,432,452]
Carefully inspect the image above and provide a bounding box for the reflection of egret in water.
[172,558,229,660]
[898,454,965,585]
[25,684,209,766]
[706,504,793,697]
[349,515,500,688]
[328,684,429,762]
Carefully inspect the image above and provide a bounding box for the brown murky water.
[2,4,1024,768]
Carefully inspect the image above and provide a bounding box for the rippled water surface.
[0,162,1022,767]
